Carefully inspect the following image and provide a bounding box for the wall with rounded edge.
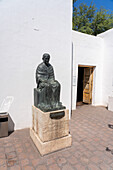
[98,29,113,106]
[0,0,72,130]
[72,31,104,109]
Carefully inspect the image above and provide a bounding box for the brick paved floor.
[0,105,113,170]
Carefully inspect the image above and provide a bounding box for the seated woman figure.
[34,53,65,112]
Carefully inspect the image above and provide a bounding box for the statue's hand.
[43,80,48,83]
[39,80,49,89]
[48,79,54,84]
[40,82,46,88]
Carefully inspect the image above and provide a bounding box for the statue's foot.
[37,103,52,112]
[55,102,66,110]
[37,102,66,112]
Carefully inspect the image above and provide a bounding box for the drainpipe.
[70,42,73,118]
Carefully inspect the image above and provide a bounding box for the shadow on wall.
[8,114,15,135]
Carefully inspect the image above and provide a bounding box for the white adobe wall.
[72,31,104,109]
[98,29,113,106]
[0,0,72,130]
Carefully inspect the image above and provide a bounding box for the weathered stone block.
[30,128,72,156]
[108,96,113,112]
[30,106,72,156]
[32,106,69,142]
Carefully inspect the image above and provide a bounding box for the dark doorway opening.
[77,67,84,102]
[77,65,94,106]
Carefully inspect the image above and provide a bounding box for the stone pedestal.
[108,96,113,112]
[30,106,72,156]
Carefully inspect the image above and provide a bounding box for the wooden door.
[83,67,93,104]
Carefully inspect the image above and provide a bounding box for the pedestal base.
[30,128,72,156]
[108,96,113,112]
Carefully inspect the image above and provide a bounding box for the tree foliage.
[73,2,113,35]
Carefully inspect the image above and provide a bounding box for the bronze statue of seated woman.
[34,53,66,112]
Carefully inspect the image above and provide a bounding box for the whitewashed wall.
[72,31,104,109]
[0,0,72,130]
[98,29,113,106]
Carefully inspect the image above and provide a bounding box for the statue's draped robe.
[35,62,60,109]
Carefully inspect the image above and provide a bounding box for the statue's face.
[43,56,50,65]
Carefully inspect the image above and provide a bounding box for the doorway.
[77,66,94,105]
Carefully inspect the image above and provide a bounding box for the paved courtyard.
[0,105,113,170]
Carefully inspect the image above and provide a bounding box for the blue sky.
[74,0,113,12]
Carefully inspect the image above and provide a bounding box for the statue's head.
[42,53,50,65]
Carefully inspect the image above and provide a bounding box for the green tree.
[73,0,77,5]
[73,2,113,35]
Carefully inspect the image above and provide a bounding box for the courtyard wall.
[72,31,104,109]
[98,29,113,106]
[0,0,72,130]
